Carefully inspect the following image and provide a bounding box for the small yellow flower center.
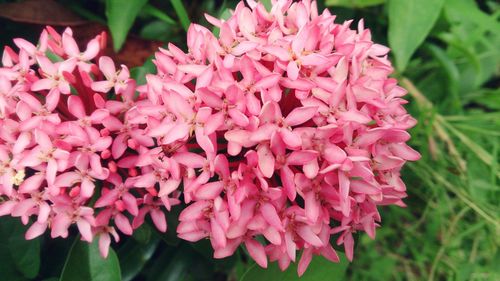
[13,169,26,185]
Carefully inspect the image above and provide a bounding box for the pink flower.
[19,130,70,186]
[67,95,109,128]
[95,225,120,258]
[51,204,95,242]
[16,90,61,131]
[55,156,109,198]
[13,29,48,57]
[91,56,130,94]
[31,56,76,96]
[132,194,174,232]
[62,29,100,63]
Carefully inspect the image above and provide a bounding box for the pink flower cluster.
[140,0,419,274]
[0,27,179,258]
[0,0,420,275]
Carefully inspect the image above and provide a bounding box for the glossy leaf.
[0,217,40,279]
[38,238,76,280]
[240,253,349,281]
[60,239,121,281]
[105,0,148,52]
[119,237,159,281]
[388,0,445,71]
[190,239,237,272]
[132,222,153,244]
[146,243,213,281]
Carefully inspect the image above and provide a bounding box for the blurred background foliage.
[0,0,499,280]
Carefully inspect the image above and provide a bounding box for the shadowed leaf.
[60,239,121,281]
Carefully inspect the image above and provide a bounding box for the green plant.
[0,0,498,280]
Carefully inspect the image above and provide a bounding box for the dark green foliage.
[240,253,349,281]
[60,239,121,281]
[0,218,40,280]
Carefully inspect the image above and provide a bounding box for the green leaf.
[240,253,349,281]
[142,4,176,25]
[325,0,385,8]
[118,238,159,281]
[105,0,148,52]
[388,0,445,71]
[170,0,190,32]
[132,222,153,244]
[469,89,500,110]
[140,21,172,42]
[60,239,121,281]
[0,217,41,279]
[425,44,461,113]
[444,0,500,32]
[190,239,237,272]
[146,243,213,281]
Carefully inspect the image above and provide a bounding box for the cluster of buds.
[0,27,179,258]
[0,0,420,275]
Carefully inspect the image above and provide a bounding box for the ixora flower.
[0,0,420,276]
[139,0,419,275]
[0,27,180,258]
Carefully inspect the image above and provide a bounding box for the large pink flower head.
[0,27,179,258]
[143,0,420,275]
[0,0,421,275]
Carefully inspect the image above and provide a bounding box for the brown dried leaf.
[0,0,87,26]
